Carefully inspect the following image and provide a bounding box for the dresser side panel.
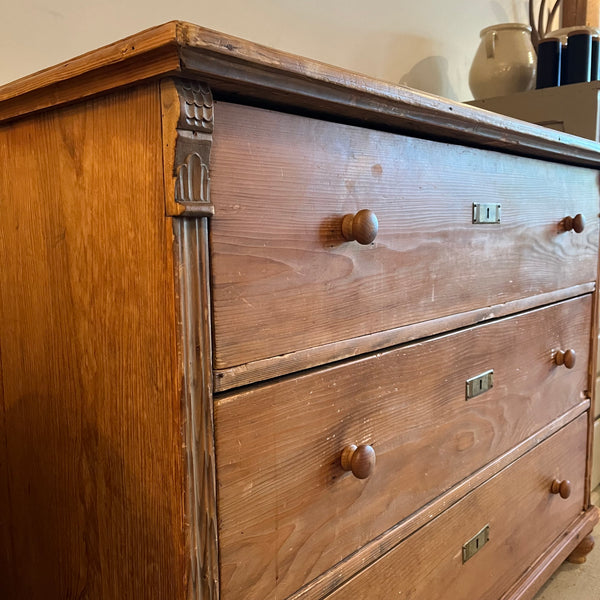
[0,329,13,596]
[0,84,185,598]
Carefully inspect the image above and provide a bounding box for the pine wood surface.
[2,23,600,170]
[285,402,590,600]
[0,25,598,600]
[0,22,179,102]
[209,102,599,371]
[0,83,185,598]
[0,23,181,124]
[325,414,589,600]
[173,218,219,600]
[499,509,599,600]
[214,283,595,392]
[562,0,600,27]
[215,297,591,600]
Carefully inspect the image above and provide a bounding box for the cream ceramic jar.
[469,23,536,99]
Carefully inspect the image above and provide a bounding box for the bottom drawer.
[327,413,587,600]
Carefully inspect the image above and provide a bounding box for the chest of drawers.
[1,21,599,600]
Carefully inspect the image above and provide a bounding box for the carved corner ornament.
[179,81,214,132]
[175,153,210,207]
[164,78,219,599]
[174,217,219,600]
[161,78,215,217]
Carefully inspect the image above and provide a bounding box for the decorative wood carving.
[180,81,213,133]
[174,217,219,600]
[166,78,219,599]
[175,153,210,206]
[161,78,215,216]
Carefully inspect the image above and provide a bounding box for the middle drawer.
[215,295,591,600]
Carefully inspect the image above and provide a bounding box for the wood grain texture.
[0,23,181,124]
[0,338,11,596]
[326,414,588,600]
[287,401,590,600]
[0,83,185,598]
[499,507,599,600]
[584,241,600,503]
[2,23,600,169]
[215,297,591,600]
[177,36,600,169]
[214,283,595,392]
[174,217,219,600]
[0,28,597,600]
[166,84,219,600]
[161,78,215,217]
[0,22,178,102]
[210,102,599,370]
[165,23,600,168]
[562,0,600,27]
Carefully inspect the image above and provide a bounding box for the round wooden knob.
[340,444,376,479]
[341,210,378,245]
[550,479,572,499]
[555,349,576,369]
[563,214,585,233]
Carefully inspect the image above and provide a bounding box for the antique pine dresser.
[1,21,599,600]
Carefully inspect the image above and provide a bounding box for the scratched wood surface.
[326,414,589,600]
[209,102,599,371]
[214,283,595,392]
[0,24,598,600]
[2,23,600,170]
[215,296,591,600]
[0,23,181,124]
[0,83,185,598]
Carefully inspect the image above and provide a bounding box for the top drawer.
[210,103,599,370]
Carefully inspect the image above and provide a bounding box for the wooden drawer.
[326,413,588,600]
[210,103,599,370]
[215,296,591,600]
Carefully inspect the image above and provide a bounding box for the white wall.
[0,0,532,101]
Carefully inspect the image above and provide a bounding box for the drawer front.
[210,102,599,369]
[327,413,588,600]
[215,297,591,600]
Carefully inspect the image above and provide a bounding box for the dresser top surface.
[2,20,600,167]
